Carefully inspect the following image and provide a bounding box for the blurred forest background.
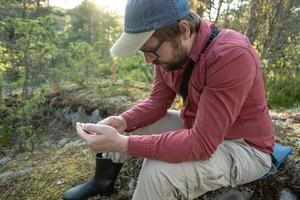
[0,1,299,199]
[0,0,299,154]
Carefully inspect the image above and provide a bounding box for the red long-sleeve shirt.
[121,19,275,163]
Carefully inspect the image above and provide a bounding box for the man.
[63,0,275,199]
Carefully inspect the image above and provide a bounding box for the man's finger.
[83,123,111,134]
[97,118,113,125]
[97,119,106,124]
[76,122,91,142]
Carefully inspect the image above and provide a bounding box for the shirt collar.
[188,19,216,63]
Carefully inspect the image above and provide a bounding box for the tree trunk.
[214,0,224,23]
[22,2,27,19]
[261,0,293,60]
[88,16,92,43]
[244,0,260,43]
[36,0,40,8]
[207,0,214,21]
[22,62,30,99]
[224,0,232,27]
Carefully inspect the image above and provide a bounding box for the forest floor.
[0,108,299,200]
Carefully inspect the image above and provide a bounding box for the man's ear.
[178,20,191,40]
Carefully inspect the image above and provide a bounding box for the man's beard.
[153,41,188,72]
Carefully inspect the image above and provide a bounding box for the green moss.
[0,145,96,200]
[50,82,150,116]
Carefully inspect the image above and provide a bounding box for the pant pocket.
[225,139,272,187]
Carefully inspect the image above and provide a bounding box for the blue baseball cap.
[110,0,190,57]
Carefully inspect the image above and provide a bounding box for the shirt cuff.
[120,112,136,132]
[128,135,153,158]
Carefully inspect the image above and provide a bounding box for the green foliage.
[66,0,121,63]
[0,87,51,152]
[263,34,300,108]
[283,35,300,68]
[57,42,111,87]
[0,0,125,154]
[2,15,59,98]
[266,77,300,108]
[116,54,154,84]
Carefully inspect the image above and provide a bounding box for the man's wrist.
[119,135,129,153]
[118,115,128,131]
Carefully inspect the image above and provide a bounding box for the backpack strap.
[180,28,221,102]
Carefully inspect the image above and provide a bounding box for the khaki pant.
[122,110,273,200]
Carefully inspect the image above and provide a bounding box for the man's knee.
[136,159,185,200]
[139,159,165,183]
[132,110,183,136]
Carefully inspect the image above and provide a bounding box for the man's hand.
[95,116,129,162]
[97,116,127,134]
[76,122,128,153]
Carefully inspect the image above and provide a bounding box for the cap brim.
[110,30,155,57]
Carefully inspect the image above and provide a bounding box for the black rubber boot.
[63,153,123,200]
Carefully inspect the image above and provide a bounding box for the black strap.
[179,28,221,102]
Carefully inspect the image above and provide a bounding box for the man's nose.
[144,54,156,64]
